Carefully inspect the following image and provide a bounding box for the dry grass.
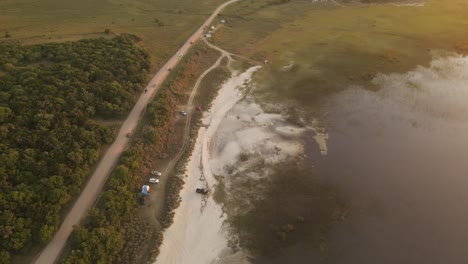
[213,0,468,107]
[0,0,225,70]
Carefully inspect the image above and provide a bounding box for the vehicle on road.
[142,185,151,195]
[149,178,160,184]
[33,1,245,263]
[151,170,162,176]
[196,188,209,195]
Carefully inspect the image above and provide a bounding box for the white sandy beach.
[155,66,261,264]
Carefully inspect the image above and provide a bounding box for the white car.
[180,111,187,116]
[149,178,160,184]
[151,170,162,176]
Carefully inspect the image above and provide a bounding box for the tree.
[0,36,151,261]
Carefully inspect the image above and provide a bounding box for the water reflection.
[319,55,468,263]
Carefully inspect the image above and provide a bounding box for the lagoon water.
[315,55,468,263]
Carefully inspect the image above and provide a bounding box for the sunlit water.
[315,54,468,263]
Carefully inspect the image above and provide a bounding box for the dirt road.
[154,36,261,263]
[33,1,241,263]
[155,62,261,264]
[160,38,234,178]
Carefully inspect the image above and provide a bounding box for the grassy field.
[207,0,468,260]
[4,0,468,262]
[0,0,224,69]
[214,0,468,107]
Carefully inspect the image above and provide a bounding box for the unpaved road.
[33,1,241,263]
[160,38,234,178]
[148,51,226,223]
[148,37,236,226]
[155,65,261,264]
[155,36,260,263]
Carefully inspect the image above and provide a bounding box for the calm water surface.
[317,55,468,263]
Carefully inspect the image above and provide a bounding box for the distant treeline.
[0,35,150,263]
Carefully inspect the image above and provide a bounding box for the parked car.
[151,171,162,176]
[149,178,160,184]
[196,188,208,195]
[180,111,187,116]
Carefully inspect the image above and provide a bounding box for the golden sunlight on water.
[316,54,468,264]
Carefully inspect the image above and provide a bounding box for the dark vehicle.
[126,132,131,138]
[139,196,146,205]
[196,188,209,195]
[168,68,172,71]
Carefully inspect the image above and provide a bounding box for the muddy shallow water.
[313,54,468,263]
[203,54,468,264]
[211,0,468,262]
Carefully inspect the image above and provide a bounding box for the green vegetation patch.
[0,0,224,70]
[0,35,150,263]
[213,175,227,205]
[62,148,157,264]
[62,44,223,264]
[218,0,468,109]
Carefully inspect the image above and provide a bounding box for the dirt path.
[159,39,234,178]
[155,34,261,262]
[148,53,226,223]
[155,67,261,264]
[161,54,226,177]
[32,1,241,263]
[147,35,239,242]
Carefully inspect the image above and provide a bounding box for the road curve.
[161,38,235,178]
[33,1,241,263]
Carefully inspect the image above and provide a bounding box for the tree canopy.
[0,34,150,262]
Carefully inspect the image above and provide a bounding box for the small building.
[211,26,215,30]
[205,34,212,38]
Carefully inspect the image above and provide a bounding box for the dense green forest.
[0,35,150,263]
[61,60,178,264]
[61,47,215,264]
